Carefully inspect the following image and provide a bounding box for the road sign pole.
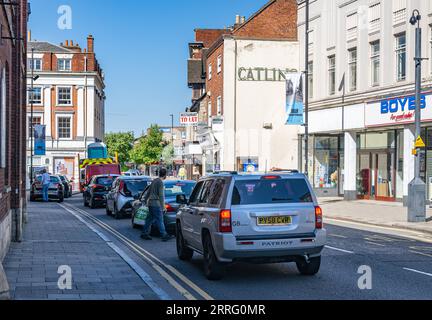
[408,10,426,222]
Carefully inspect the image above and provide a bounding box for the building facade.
[0,1,28,263]
[27,36,105,188]
[298,0,432,202]
[187,0,300,176]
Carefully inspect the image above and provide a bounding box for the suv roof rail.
[269,169,300,173]
[212,171,238,175]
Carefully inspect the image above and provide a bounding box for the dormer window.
[58,59,71,71]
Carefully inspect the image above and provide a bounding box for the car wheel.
[30,195,36,202]
[58,195,64,203]
[176,224,193,261]
[296,256,321,276]
[203,233,225,280]
[90,197,96,209]
[113,204,122,220]
[84,196,89,207]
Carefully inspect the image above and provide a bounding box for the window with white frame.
[208,63,212,80]
[57,59,71,71]
[57,116,72,139]
[308,61,313,99]
[370,41,380,86]
[217,96,222,115]
[28,58,42,71]
[57,87,72,105]
[328,55,336,95]
[430,25,432,74]
[395,33,406,81]
[217,55,222,73]
[207,101,212,126]
[28,86,42,104]
[348,48,357,91]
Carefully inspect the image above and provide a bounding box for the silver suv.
[176,171,326,280]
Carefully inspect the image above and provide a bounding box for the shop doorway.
[357,150,395,201]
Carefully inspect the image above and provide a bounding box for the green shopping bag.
[134,205,150,225]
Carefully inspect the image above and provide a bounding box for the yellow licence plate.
[257,216,292,226]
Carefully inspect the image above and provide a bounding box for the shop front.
[300,134,344,197]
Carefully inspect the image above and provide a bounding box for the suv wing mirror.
[176,194,188,205]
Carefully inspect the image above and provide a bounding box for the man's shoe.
[140,234,152,240]
[161,234,175,242]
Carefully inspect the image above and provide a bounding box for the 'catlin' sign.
[180,112,199,126]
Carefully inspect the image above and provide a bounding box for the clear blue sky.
[29,0,267,136]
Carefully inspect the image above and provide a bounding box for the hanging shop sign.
[285,73,304,125]
[180,112,199,126]
[365,93,432,127]
[34,125,46,156]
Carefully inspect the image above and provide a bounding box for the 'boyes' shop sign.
[366,94,431,127]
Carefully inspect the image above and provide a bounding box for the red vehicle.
[80,163,121,193]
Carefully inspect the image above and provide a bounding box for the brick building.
[187,0,300,175]
[0,1,29,264]
[26,36,105,188]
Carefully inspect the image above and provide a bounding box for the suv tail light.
[315,206,323,229]
[219,209,232,233]
[165,203,175,213]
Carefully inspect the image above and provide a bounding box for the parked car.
[59,175,73,198]
[106,176,152,219]
[83,174,120,208]
[30,175,65,203]
[131,180,196,234]
[124,169,141,176]
[175,171,326,280]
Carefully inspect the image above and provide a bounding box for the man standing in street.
[41,169,51,202]
[141,168,174,241]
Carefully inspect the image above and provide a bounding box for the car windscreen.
[164,182,196,198]
[50,176,61,183]
[96,177,116,186]
[231,178,313,205]
[124,180,150,196]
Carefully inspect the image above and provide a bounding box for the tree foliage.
[130,125,164,165]
[104,132,134,164]
[161,143,175,165]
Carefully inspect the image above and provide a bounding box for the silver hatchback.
[176,171,326,280]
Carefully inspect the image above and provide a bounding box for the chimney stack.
[87,35,94,53]
[235,15,241,25]
[27,30,31,42]
[65,40,69,46]
[70,40,73,46]
[241,16,246,23]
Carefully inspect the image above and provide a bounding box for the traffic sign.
[415,136,426,148]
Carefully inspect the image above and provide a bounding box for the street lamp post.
[304,0,310,177]
[170,114,174,174]
[408,10,426,222]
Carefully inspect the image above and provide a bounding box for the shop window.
[313,137,339,189]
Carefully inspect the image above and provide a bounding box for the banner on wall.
[285,73,304,125]
[34,125,46,156]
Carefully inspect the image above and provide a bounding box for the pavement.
[2,200,162,300]
[319,197,432,235]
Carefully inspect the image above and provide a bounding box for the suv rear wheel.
[176,224,193,261]
[203,233,225,280]
[296,256,321,276]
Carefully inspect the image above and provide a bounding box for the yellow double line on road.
[60,203,213,301]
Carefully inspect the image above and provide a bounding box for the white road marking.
[329,234,347,239]
[325,245,354,254]
[326,218,432,244]
[403,267,432,277]
[409,250,432,258]
[365,241,386,247]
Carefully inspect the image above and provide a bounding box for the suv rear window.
[96,176,116,186]
[231,178,313,205]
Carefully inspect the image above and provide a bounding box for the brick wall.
[195,29,231,48]
[206,44,225,117]
[233,0,298,40]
